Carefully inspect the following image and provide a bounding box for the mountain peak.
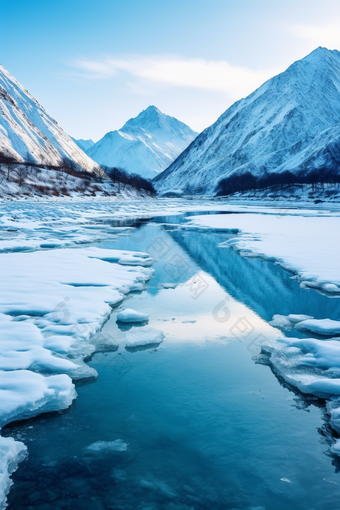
[121,105,164,131]
[144,105,161,115]
[301,46,340,65]
[86,106,198,179]
[154,47,340,195]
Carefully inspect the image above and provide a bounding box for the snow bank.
[187,213,340,293]
[117,308,149,323]
[125,327,164,348]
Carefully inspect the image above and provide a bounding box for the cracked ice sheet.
[0,247,154,375]
[187,213,340,293]
[0,223,121,254]
[0,247,154,506]
[262,335,340,456]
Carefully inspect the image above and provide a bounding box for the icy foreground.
[0,64,99,172]
[1,199,340,503]
[0,243,154,508]
[87,106,198,179]
[154,47,340,195]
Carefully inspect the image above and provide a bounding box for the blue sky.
[1,0,340,140]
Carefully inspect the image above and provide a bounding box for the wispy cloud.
[289,22,340,48]
[71,54,275,99]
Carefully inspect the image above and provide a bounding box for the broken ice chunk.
[162,283,177,289]
[295,318,340,336]
[117,308,149,323]
[288,314,314,324]
[269,313,314,330]
[85,439,128,453]
[125,327,164,348]
[269,315,293,330]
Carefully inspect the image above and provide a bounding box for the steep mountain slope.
[72,138,95,152]
[86,106,198,179]
[154,47,340,195]
[0,64,100,173]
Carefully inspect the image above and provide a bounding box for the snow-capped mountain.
[154,47,340,195]
[0,64,100,173]
[72,138,95,152]
[86,106,198,179]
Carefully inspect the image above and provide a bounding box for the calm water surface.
[4,213,340,510]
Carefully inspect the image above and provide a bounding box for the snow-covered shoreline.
[0,244,154,508]
[187,213,340,294]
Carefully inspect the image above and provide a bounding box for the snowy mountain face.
[72,138,95,152]
[0,64,100,173]
[86,106,198,179]
[154,47,340,195]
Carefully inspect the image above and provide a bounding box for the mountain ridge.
[154,47,340,195]
[72,138,95,152]
[0,63,100,173]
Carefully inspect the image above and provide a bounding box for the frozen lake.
[1,203,340,509]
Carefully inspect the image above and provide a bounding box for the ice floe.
[288,314,314,324]
[85,439,128,453]
[117,308,149,323]
[125,327,164,348]
[269,314,315,330]
[261,334,340,454]
[295,318,340,336]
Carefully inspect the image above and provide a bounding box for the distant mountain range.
[85,106,198,179]
[154,47,340,195]
[3,46,339,198]
[72,138,95,152]
[0,64,100,174]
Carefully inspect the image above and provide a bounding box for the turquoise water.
[4,215,340,510]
